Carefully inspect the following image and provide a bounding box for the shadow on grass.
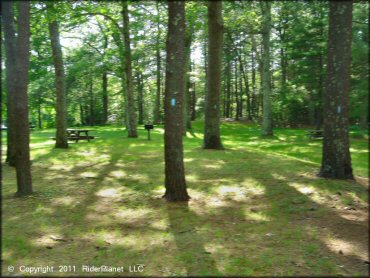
[2,125,369,276]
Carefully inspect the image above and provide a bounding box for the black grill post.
[144,124,154,140]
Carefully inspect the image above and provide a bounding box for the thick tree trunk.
[154,1,162,124]
[203,1,224,149]
[261,2,273,136]
[47,4,68,148]
[163,1,190,202]
[3,1,33,196]
[122,1,137,137]
[2,2,17,167]
[319,1,353,179]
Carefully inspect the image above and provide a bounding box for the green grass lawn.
[2,122,369,276]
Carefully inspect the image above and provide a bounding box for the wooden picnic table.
[66,129,95,142]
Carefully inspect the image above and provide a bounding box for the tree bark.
[203,1,224,149]
[319,1,353,179]
[47,3,68,148]
[163,1,190,202]
[2,1,17,167]
[3,1,33,196]
[122,1,137,137]
[261,2,273,136]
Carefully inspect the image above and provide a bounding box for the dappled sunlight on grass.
[2,122,369,276]
[244,208,271,222]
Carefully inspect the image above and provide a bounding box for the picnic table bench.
[306,130,323,139]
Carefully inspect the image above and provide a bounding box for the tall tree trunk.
[261,2,273,136]
[2,2,17,167]
[3,1,33,195]
[163,1,190,202]
[122,1,137,137]
[319,1,353,179]
[47,3,68,148]
[203,1,224,149]
[154,1,162,124]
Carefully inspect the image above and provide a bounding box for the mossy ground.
[2,121,369,276]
